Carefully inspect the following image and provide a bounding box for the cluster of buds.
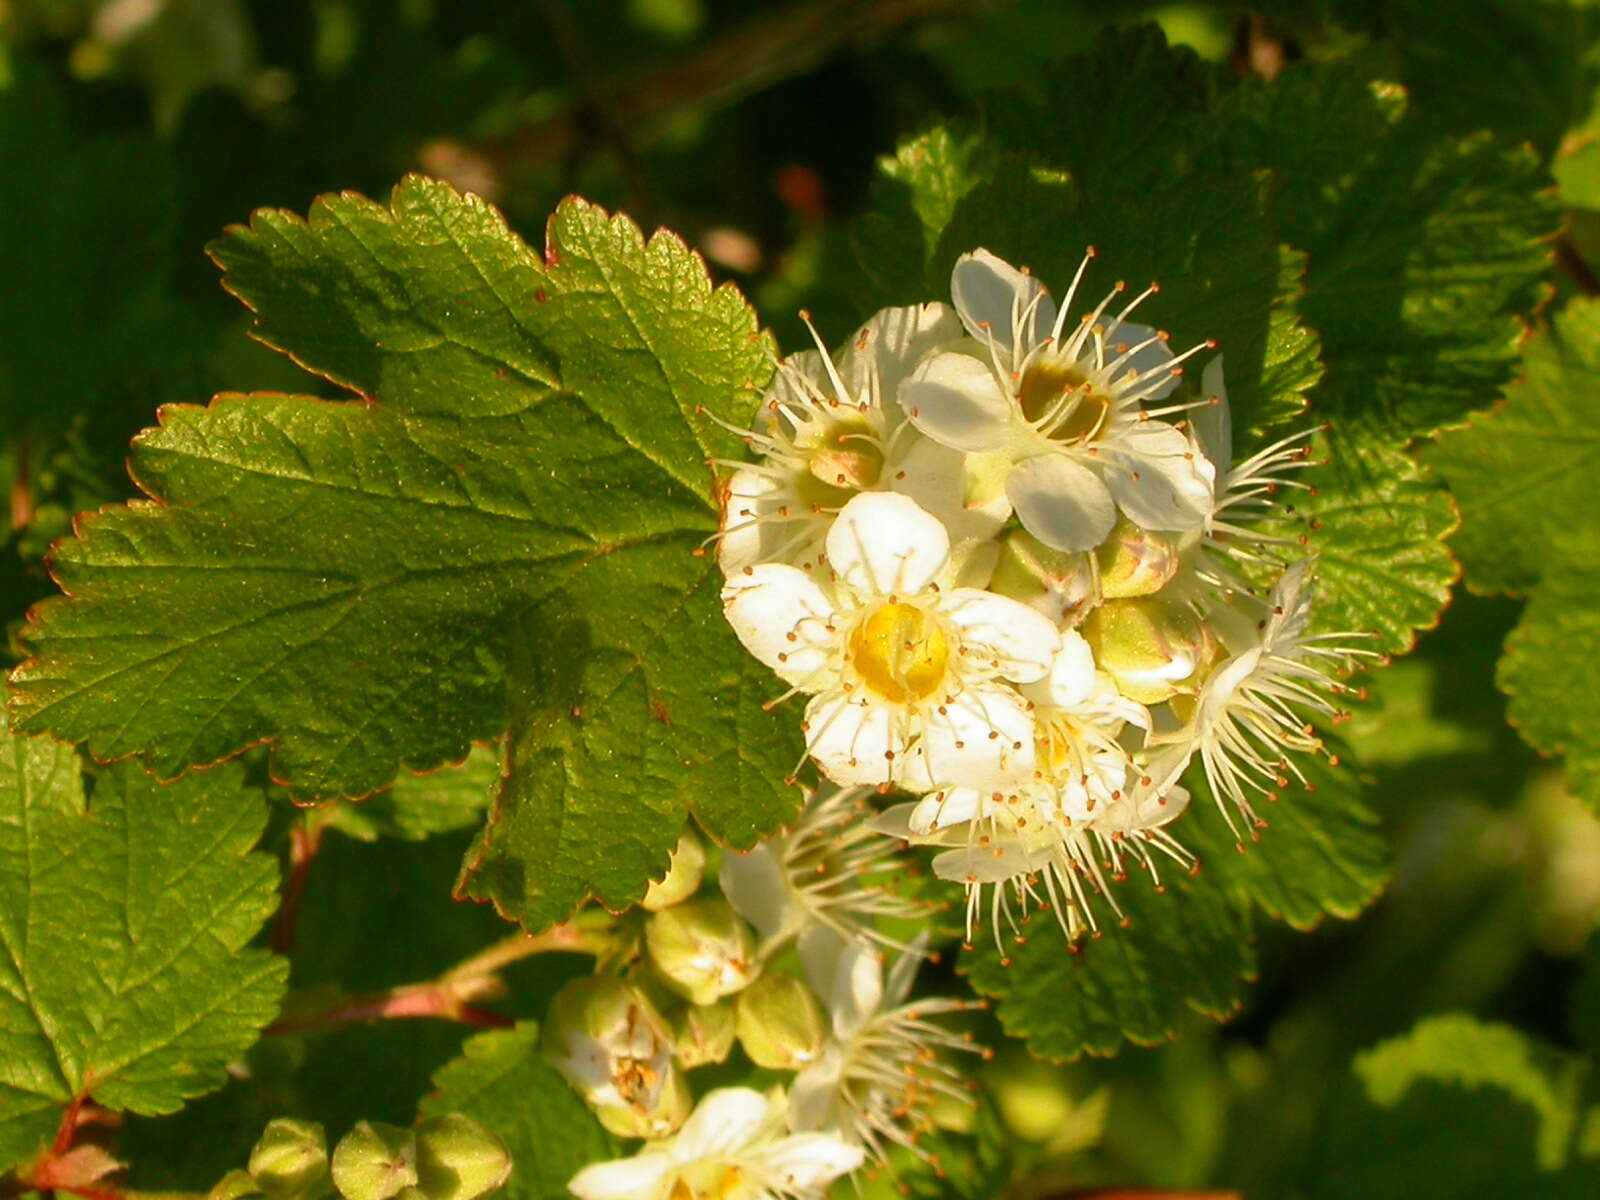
[548,808,983,1200]
[715,248,1372,946]
[213,1115,510,1200]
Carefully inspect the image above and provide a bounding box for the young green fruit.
[414,1115,512,1200]
[249,1118,329,1200]
[330,1122,417,1200]
[734,972,826,1070]
[644,897,758,1005]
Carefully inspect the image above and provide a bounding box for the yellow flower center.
[671,1165,747,1200]
[848,601,950,702]
[1017,357,1111,442]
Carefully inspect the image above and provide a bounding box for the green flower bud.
[414,1115,512,1200]
[249,1118,329,1200]
[1080,597,1212,705]
[733,971,826,1070]
[541,975,687,1137]
[1094,517,1178,599]
[330,1122,417,1200]
[669,998,736,1068]
[989,529,1099,625]
[644,897,757,1006]
[642,830,706,911]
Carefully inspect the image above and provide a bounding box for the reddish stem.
[266,980,513,1036]
[270,819,326,956]
[9,437,33,531]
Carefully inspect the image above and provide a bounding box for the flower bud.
[541,975,687,1138]
[1094,518,1178,599]
[642,830,706,912]
[989,529,1099,625]
[644,897,758,1006]
[330,1122,417,1200]
[733,972,827,1070]
[669,999,736,1068]
[248,1118,329,1200]
[414,1115,512,1200]
[1080,597,1212,705]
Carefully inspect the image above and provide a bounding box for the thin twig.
[270,818,327,956]
[9,437,33,531]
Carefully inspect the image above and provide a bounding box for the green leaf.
[1214,63,1558,445]
[1429,298,1600,595]
[1185,754,1390,931]
[1305,1014,1599,1198]
[321,745,498,843]
[458,581,805,930]
[420,1022,612,1200]
[6,181,802,926]
[0,722,286,1173]
[1278,432,1460,655]
[1497,571,1600,809]
[960,872,1254,1062]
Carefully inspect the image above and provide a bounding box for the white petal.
[865,801,919,839]
[802,933,882,1036]
[1098,423,1213,532]
[673,1088,773,1160]
[843,301,964,401]
[1264,558,1317,648]
[900,352,1015,453]
[907,787,990,834]
[825,491,949,597]
[719,844,796,942]
[938,588,1061,683]
[568,1152,676,1200]
[805,691,904,788]
[1103,320,1179,400]
[788,1049,846,1132]
[889,434,1010,552]
[933,839,1049,885]
[721,564,838,685]
[1041,628,1097,709]
[910,684,1036,791]
[1006,452,1117,552]
[883,933,930,1004]
[951,249,1057,356]
[757,1132,867,1190]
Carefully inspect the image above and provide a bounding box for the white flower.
[720,785,931,957]
[899,248,1216,552]
[721,491,1060,793]
[717,304,1005,578]
[568,1088,863,1200]
[1141,559,1373,839]
[871,632,1194,946]
[789,936,978,1163]
[1187,356,1319,568]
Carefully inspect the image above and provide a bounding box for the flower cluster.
[717,248,1371,945]
[553,793,981,1200]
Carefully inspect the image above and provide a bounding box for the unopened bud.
[642,830,706,911]
[249,1119,329,1200]
[1095,518,1178,599]
[670,999,736,1068]
[1081,597,1212,705]
[645,897,758,1005]
[330,1122,416,1200]
[209,1170,265,1200]
[990,530,1099,625]
[414,1115,512,1200]
[541,976,687,1138]
[734,972,826,1070]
